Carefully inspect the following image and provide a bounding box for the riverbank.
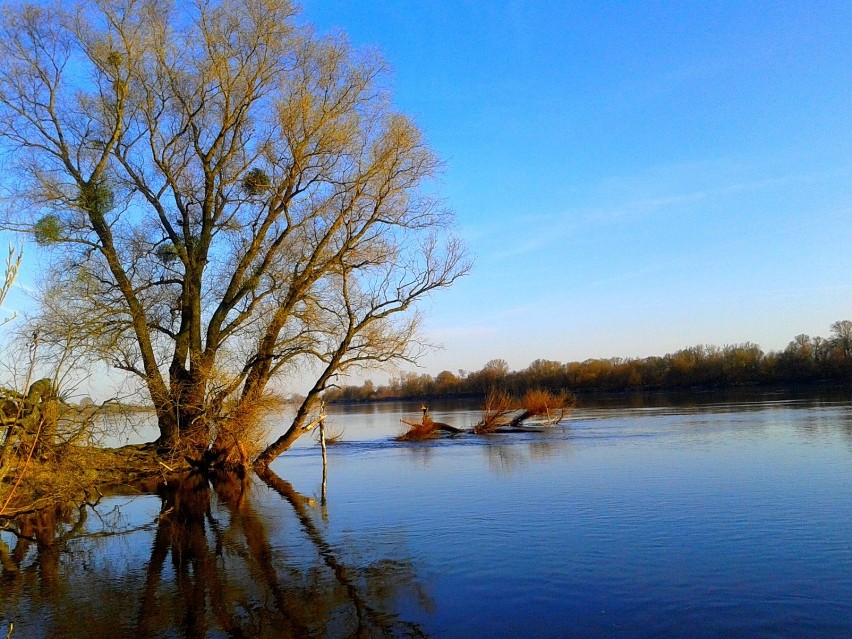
[0,443,191,519]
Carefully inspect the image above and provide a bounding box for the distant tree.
[830,320,852,359]
[468,358,510,393]
[483,359,509,376]
[523,359,564,389]
[434,370,460,395]
[811,336,829,363]
[788,334,813,355]
[721,343,764,385]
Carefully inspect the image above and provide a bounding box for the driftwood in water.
[397,394,572,442]
[485,425,543,434]
[474,389,574,434]
[509,408,566,428]
[399,419,462,434]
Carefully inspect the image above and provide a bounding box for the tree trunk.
[253,395,316,468]
[155,407,179,453]
[153,388,210,460]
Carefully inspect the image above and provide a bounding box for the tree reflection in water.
[484,437,571,475]
[1,470,430,638]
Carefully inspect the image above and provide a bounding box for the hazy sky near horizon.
[299,0,852,378]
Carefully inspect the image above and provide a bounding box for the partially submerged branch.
[474,389,574,434]
[396,391,574,442]
[509,389,576,428]
[472,391,518,434]
[397,405,463,441]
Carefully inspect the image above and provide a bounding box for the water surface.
[1,396,850,637]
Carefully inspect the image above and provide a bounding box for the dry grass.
[0,442,189,518]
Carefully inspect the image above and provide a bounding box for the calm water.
[1,396,851,637]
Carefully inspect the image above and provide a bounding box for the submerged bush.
[519,388,575,418]
[397,414,440,441]
[473,390,518,434]
[397,407,463,441]
[472,388,574,434]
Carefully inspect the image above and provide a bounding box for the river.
[1,394,851,637]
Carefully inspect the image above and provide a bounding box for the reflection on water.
[1,471,430,638]
[2,392,852,638]
[483,435,572,475]
[572,385,852,411]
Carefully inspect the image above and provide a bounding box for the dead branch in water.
[315,424,345,445]
[472,390,518,434]
[397,406,463,441]
[509,389,576,427]
[473,389,575,434]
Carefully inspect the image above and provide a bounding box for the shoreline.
[326,379,852,407]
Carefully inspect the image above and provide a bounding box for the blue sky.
[300,0,852,376]
[1,1,849,394]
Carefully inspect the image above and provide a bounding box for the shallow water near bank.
[2,394,851,637]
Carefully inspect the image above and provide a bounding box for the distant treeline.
[324,320,852,403]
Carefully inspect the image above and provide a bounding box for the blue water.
[1,397,851,637]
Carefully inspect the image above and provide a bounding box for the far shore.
[326,380,852,407]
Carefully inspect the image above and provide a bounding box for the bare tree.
[0,0,468,468]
